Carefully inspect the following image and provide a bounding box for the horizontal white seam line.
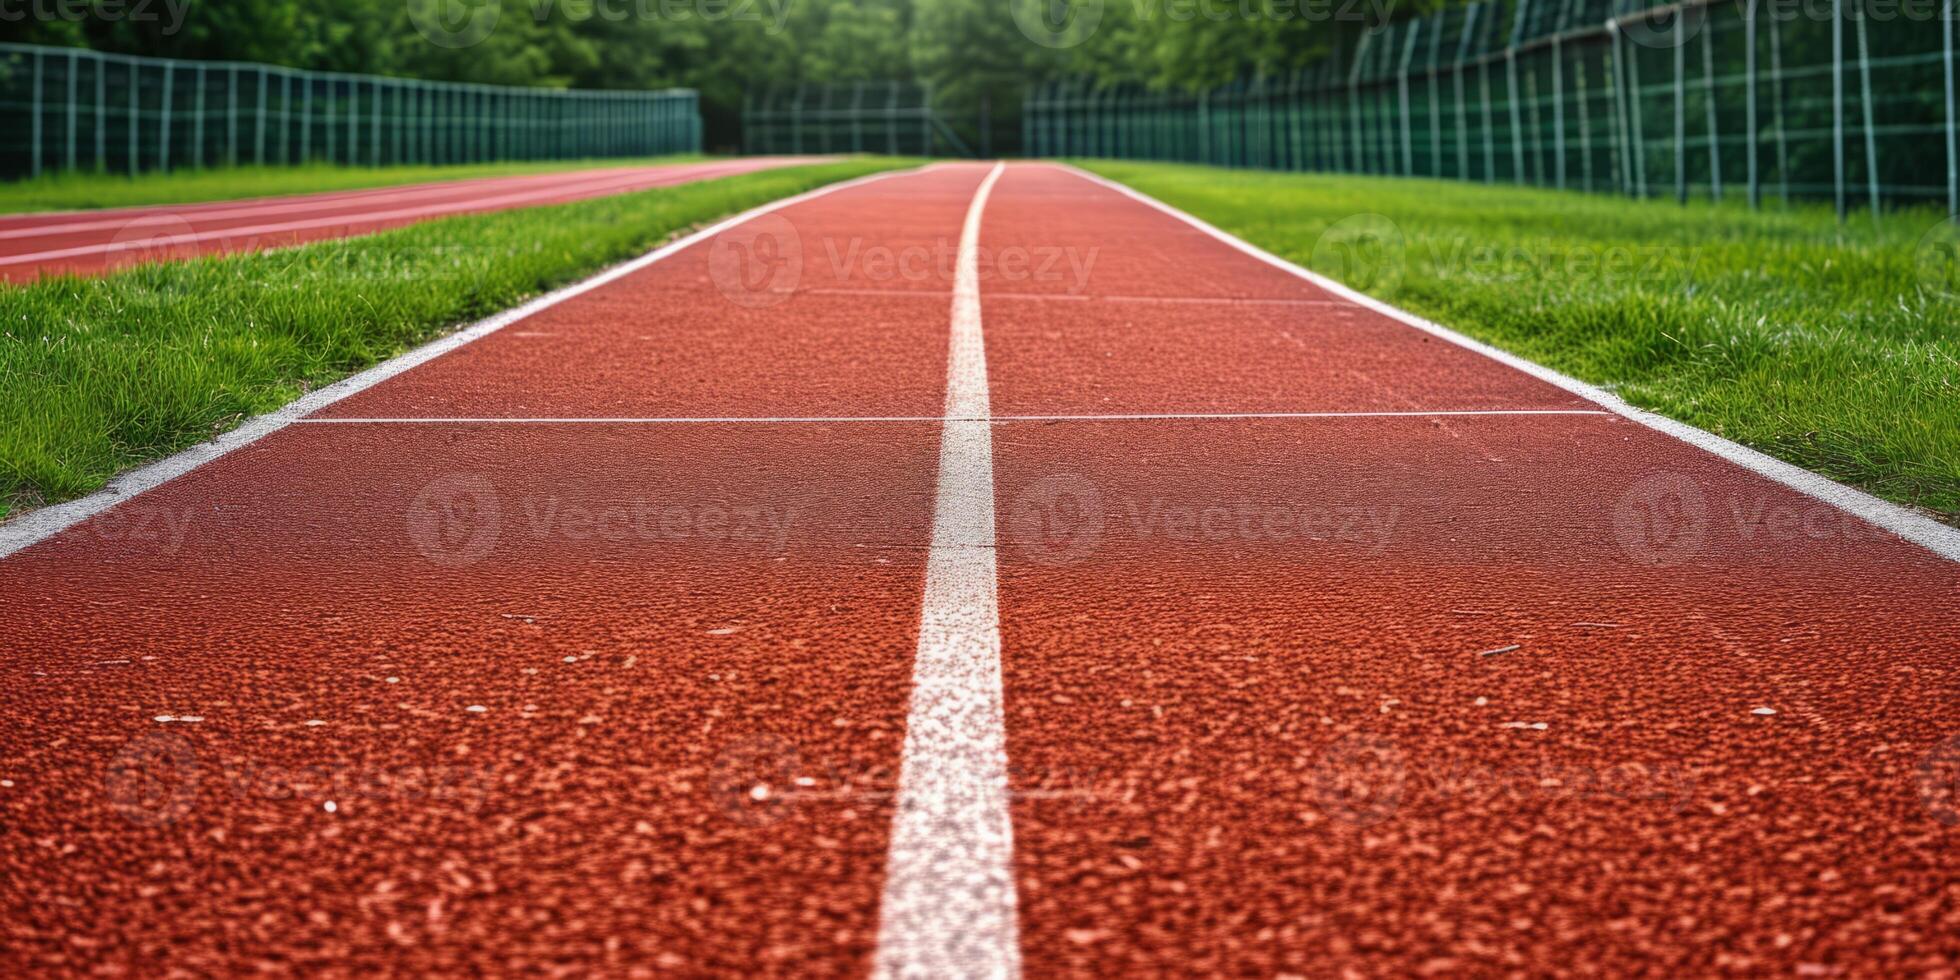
[292,409,1612,424]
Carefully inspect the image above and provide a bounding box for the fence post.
[66,50,78,172]
[1507,51,1525,181]
[1553,37,1566,189]
[128,61,139,176]
[1948,0,1957,218]
[1746,0,1760,208]
[30,49,43,178]
[1701,15,1720,202]
[255,68,266,165]
[1400,24,1419,176]
[1674,13,1686,203]
[195,65,208,168]
[95,60,106,171]
[1853,0,1879,219]
[1576,40,1593,190]
[1833,0,1846,222]
[160,63,174,172]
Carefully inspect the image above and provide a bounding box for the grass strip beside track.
[0,157,913,518]
[0,156,708,214]
[1083,161,1960,524]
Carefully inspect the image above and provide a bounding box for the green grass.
[1083,160,1960,523]
[0,157,913,518]
[0,155,709,213]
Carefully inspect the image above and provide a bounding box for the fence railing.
[743,82,973,157]
[0,43,703,181]
[1025,0,1958,221]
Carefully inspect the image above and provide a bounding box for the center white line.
[872,162,1020,980]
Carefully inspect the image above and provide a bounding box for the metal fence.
[0,43,703,181]
[743,82,973,156]
[1026,0,1958,220]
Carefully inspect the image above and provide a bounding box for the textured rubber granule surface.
[5,159,1958,976]
[0,165,986,975]
[0,158,817,282]
[980,165,1960,975]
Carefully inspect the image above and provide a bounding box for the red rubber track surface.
[4,161,1958,975]
[982,166,1960,974]
[0,165,988,974]
[0,157,819,282]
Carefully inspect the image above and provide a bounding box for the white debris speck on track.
[750,784,771,801]
[1,779,13,788]
[466,705,488,714]
[154,715,204,723]
[324,800,338,813]
[1501,721,1549,730]
[385,676,401,684]
[1753,707,1777,716]
[304,720,327,727]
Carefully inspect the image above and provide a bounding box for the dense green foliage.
[0,158,910,516]
[1086,160,1960,521]
[0,0,1415,146]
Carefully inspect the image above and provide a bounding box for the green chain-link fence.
[743,82,974,156]
[0,43,703,181]
[1027,0,1958,221]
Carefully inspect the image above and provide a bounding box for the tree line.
[1,0,1421,148]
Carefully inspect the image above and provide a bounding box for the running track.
[0,157,816,282]
[4,162,1959,974]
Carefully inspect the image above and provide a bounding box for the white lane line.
[1060,163,1960,565]
[0,165,706,241]
[294,409,1611,424]
[873,161,1020,980]
[0,167,728,268]
[0,166,922,561]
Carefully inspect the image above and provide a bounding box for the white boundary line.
[873,162,1021,980]
[0,167,735,268]
[0,165,922,562]
[292,409,1611,424]
[1060,163,1960,565]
